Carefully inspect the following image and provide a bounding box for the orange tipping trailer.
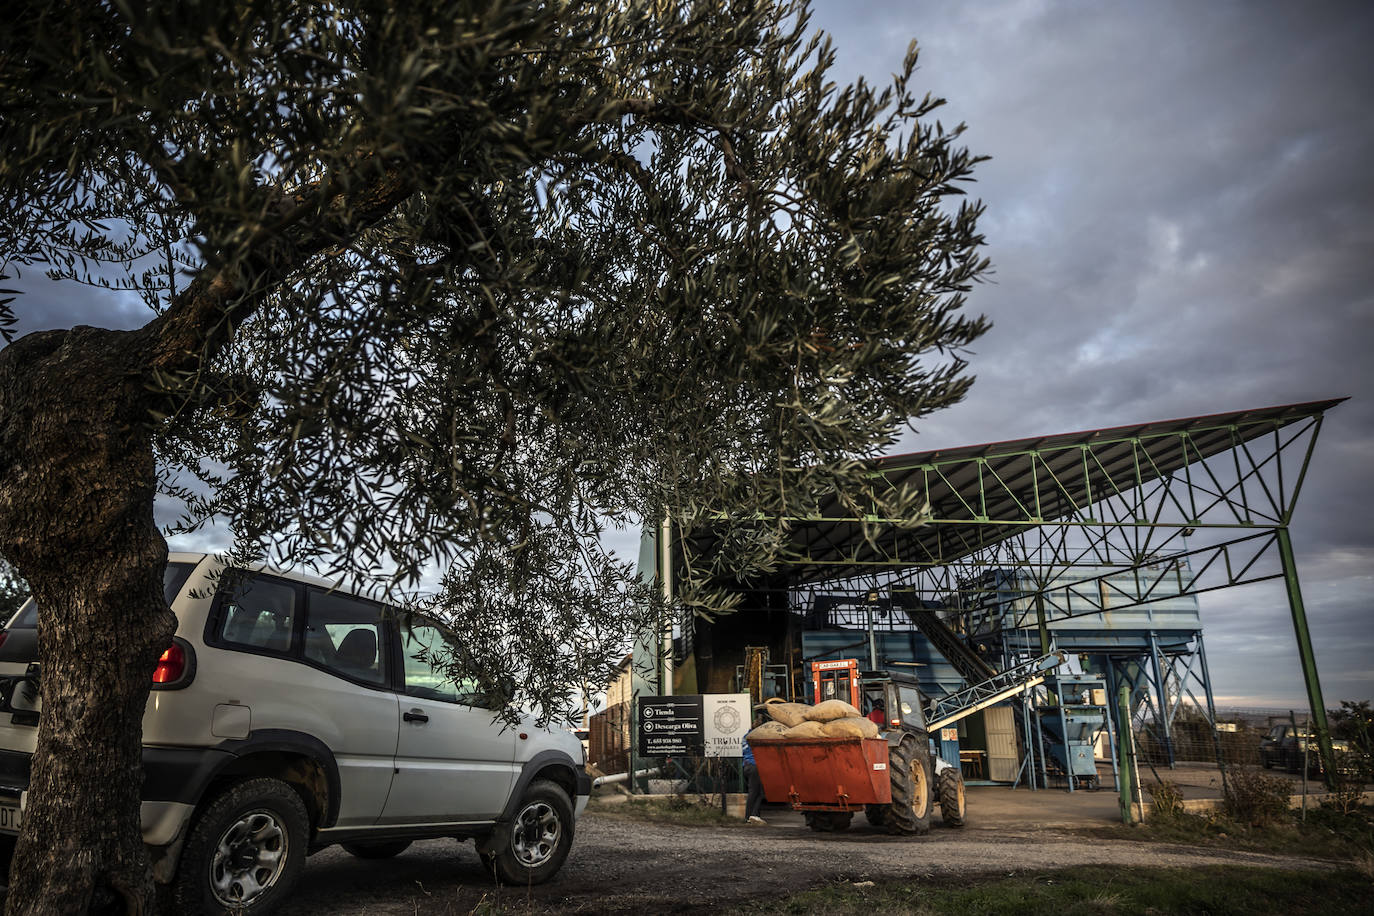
[750,737,891,812]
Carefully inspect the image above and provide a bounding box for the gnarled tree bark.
[0,166,413,914]
[0,327,175,914]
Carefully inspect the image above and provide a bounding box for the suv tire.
[342,840,412,859]
[173,777,309,915]
[480,779,574,885]
[0,833,14,882]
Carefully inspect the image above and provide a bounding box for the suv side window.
[400,623,498,709]
[215,575,297,654]
[305,589,389,687]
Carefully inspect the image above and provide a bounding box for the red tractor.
[751,668,963,834]
[752,652,1065,833]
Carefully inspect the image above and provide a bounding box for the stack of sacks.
[746,698,880,742]
[758,702,809,727]
[746,721,790,740]
[782,720,827,739]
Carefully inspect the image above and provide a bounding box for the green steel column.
[1275,526,1337,785]
[1035,593,1057,704]
[1035,593,1051,656]
[1117,684,1136,825]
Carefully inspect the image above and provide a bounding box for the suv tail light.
[152,645,184,683]
[151,638,196,689]
[0,630,8,650]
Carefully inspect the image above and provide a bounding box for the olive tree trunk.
[0,327,175,915]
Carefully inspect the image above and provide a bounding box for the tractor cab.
[871,671,929,735]
[809,658,930,737]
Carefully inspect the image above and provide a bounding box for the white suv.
[0,553,590,913]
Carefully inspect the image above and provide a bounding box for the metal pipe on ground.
[593,768,654,788]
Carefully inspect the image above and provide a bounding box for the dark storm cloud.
[7,2,1369,704]
[10,266,153,337]
[812,0,1374,704]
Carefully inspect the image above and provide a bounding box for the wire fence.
[1135,706,1367,775]
[593,697,1370,804]
[649,756,746,799]
[588,702,631,776]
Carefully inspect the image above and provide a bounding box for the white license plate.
[0,802,20,832]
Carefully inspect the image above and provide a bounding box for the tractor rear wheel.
[886,733,932,836]
[937,768,966,827]
[863,804,888,828]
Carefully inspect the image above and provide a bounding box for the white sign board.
[702,693,750,758]
[638,693,752,758]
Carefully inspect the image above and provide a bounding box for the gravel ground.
[277,808,1333,915]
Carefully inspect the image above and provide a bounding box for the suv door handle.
[402,709,429,724]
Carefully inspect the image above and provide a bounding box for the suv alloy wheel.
[173,777,309,914]
[481,779,575,885]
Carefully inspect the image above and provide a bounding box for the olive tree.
[0,1,988,912]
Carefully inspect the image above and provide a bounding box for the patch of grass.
[1081,803,1374,862]
[1145,779,1184,818]
[586,793,738,827]
[727,865,1374,915]
[1223,767,1292,826]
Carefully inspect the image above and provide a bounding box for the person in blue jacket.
[742,715,766,825]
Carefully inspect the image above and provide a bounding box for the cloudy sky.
[8,2,1370,709]
[807,0,1373,707]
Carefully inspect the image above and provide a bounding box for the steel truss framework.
[678,398,1347,779]
[1115,631,1221,769]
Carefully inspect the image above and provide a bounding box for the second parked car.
[1258,723,1349,775]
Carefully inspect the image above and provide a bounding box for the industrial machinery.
[736,646,790,705]
[810,658,861,704]
[1035,675,1109,790]
[751,652,1066,835]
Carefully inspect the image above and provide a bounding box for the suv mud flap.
[147,819,193,885]
[142,748,236,807]
[474,822,511,857]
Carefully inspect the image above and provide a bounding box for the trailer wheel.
[863,804,888,828]
[937,768,966,827]
[886,733,932,836]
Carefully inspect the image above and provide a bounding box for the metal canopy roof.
[682,397,1346,587]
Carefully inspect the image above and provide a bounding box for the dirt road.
[278,806,1330,915]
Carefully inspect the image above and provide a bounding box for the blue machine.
[1035,675,1109,790]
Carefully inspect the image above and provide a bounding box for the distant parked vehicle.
[1258,724,1349,775]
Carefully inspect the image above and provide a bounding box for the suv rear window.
[9,561,195,629]
[215,575,297,654]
